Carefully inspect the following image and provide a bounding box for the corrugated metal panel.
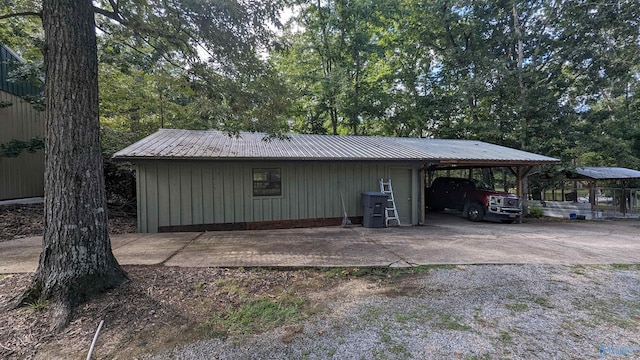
[392,138,557,162]
[113,129,559,163]
[0,90,45,200]
[573,167,640,180]
[115,129,430,161]
[137,160,416,232]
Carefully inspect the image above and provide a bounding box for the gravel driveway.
[149,264,640,359]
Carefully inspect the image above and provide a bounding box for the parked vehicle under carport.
[425,177,522,223]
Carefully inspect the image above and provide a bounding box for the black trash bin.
[361,191,388,228]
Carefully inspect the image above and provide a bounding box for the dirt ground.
[0,266,360,359]
[0,204,137,242]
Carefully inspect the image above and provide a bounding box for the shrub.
[527,205,544,218]
[103,157,136,215]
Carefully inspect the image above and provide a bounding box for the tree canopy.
[273,0,640,168]
[5,0,637,167]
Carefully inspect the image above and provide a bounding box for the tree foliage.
[273,0,640,167]
[0,137,44,158]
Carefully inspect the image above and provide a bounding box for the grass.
[192,281,205,296]
[215,278,249,298]
[394,305,433,324]
[531,296,553,309]
[571,298,637,328]
[466,355,492,360]
[505,303,529,312]
[609,264,640,271]
[570,264,588,275]
[26,298,48,312]
[324,265,456,279]
[202,294,313,338]
[436,312,472,331]
[360,304,385,323]
[498,330,513,345]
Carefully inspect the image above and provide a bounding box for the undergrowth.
[201,294,315,338]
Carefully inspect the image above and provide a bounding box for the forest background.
[2,0,639,169]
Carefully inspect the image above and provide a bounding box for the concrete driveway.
[1,213,638,273]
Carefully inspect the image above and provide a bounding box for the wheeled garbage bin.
[361,191,388,228]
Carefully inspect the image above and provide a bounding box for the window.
[253,168,281,196]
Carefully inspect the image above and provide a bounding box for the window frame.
[252,168,282,197]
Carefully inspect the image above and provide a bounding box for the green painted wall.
[0,90,45,200]
[136,160,422,232]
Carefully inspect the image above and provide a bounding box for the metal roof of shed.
[113,129,559,164]
[569,167,640,180]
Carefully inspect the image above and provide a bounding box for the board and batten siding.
[0,90,45,200]
[136,160,421,232]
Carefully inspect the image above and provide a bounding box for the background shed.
[0,44,44,201]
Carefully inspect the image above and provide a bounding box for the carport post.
[515,166,535,223]
[420,166,426,225]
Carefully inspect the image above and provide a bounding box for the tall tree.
[1,0,284,331]
[9,0,128,332]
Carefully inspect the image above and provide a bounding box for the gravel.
[148,264,640,359]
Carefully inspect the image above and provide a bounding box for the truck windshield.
[472,180,494,190]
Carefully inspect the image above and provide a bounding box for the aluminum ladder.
[379,178,401,226]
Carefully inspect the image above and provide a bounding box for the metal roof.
[389,138,557,163]
[113,129,560,164]
[570,167,640,180]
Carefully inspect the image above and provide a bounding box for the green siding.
[0,90,45,200]
[136,160,422,232]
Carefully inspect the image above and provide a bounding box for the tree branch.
[108,0,119,14]
[92,6,122,23]
[0,11,41,20]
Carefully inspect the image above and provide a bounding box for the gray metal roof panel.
[113,129,430,161]
[391,138,558,162]
[113,129,560,163]
[573,167,640,180]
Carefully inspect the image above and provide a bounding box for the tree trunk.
[512,2,527,150]
[15,0,128,332]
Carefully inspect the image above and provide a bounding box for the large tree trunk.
[15,0,128,332]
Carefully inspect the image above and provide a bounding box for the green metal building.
[114,129,558,233]
[0,44,45,200]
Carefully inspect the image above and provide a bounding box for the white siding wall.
[136,160,421,232]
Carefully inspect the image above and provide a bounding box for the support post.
[420,166,426,225]
[516,166,534,223]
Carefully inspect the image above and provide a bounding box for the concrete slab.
[164,227,404,268]
[390,213,640,264]
[0,197,44,206]
[0,213,638,274]
[112,232,200,265]
[0,236,41,273]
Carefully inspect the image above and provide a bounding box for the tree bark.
[14,0,128,332]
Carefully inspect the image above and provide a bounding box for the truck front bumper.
[487,206,521,221]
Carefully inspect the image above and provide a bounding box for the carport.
[390,139,560,223]
[558,167,640,218]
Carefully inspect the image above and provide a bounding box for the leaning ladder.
[379,178,401,226]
